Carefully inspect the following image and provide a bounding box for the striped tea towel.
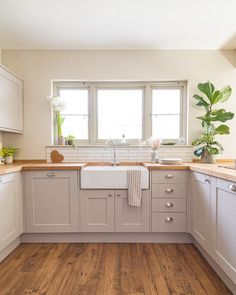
[127,170,142,206]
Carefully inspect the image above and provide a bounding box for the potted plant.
[66,135,75,145]
[0,149,4,164]
[192,81,234,163]
[2,147,19,164]
[48,95,66,145]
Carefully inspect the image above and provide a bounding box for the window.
[97,88,143,140]
[59,88,89,140]
[54,81,187,144]
[152,88,182,139]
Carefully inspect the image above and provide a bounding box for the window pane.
[60,89,88,115]
[97,89,142,139]
[152,115,180,139]
[152,89,180,114]
[62,115,88,139]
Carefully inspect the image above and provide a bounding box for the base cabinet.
[0,172,23,252]
[190,172,211,252]
[80,189,150,232]
[24,171,78,233]
[211,178,236,284]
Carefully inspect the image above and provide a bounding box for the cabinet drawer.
[217,178,236,196]
[152,170,187,184]
[152,183,186,197]
[152,213,186,232]
[152,198,186,212]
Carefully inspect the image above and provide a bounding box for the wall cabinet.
[80,189,150,232]
[0,172,23,252]
[211,178,236,284]
[190,172,211,252]
[0,65,23,133]
[24,171,78,233]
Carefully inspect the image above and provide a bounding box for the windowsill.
[46,144,193,149]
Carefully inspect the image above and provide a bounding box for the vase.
[5,156,13,164]
[58,136,65,145]
[201,150,216,164]
[151,150,159,162]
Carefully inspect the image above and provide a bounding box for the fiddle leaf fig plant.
[192,81,234,160]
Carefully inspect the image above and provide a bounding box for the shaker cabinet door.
[80,190,115,232]
[24,171,78,233]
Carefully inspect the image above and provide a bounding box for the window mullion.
[144,85,152,139]
[89,85,96,144]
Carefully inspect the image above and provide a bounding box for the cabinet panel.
[190,172,211,252]
[80,190,114,232]
[152,213,186,232]
[115,190,150,232]
[152,170,187,184]
[152,183,186,198]
[211,178,236,284]
[152,198,186,213]
[24,171,78,233]
[0,172,22,252]
[0,66,23,132]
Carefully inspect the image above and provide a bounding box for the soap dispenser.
[121,134,126,144]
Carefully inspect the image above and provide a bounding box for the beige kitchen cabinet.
[80,189,150,232]
[24,171,78,233]
[211,178,236,284]
[0,172,23,252]
[151,170,187,232]
[115,190,150,232]
[80,190,115,232]
[190,172,211,252]
[0,65,23,133]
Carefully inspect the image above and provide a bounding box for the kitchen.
[0,1,236,294]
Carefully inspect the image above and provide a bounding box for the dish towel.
[127,170,142,206]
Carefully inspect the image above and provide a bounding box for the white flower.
[47,95,66,112]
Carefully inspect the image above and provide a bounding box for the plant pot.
[68,140,73,145]
[151,150,159,162]
[0,157,5,165]
[58,136,65,145]
[201,150,216,164]
[5,156,13,164]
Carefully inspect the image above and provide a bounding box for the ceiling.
[0,0,236,50]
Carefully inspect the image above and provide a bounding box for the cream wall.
[0,50,2,148]
[2,49,236,159]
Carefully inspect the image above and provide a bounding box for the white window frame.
[53,81,188,145]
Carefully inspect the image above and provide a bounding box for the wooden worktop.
[1,161,236,182]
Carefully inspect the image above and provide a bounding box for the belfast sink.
[81,166,149,189]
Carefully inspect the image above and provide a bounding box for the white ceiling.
[0,0,236,49]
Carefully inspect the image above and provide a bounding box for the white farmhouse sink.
[81,166,149,189]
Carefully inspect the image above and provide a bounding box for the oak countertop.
[1,162,236,183]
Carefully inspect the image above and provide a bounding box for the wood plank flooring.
[0,243,232,295]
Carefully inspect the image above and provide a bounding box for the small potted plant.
[66,135,75,145]
[2,147,19,164]
[0,149,5,164]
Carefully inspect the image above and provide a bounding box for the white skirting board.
[194,240,236,295]
[21,232,193,243]
[0,237,21,263]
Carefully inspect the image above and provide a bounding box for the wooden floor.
[0,243,232,295]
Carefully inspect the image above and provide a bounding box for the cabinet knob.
[47,172,55,177]
[165,216,173,222]
[165,202,174,208]
[108,193,113,197]
[165,188,174,193]
[116,193,121,197]
[165,174,174,179]
[205,179,210,184]
[229,184,236,192]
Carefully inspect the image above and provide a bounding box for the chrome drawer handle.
[165,174,174,179]
[205,179,210,184]
[165,202,174,208]
[108,193,113,197]
[165,216,173,222]
[229,184,236,192]
[165,188,174,193]
[116,193,121,197]
[47,172,55,177]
